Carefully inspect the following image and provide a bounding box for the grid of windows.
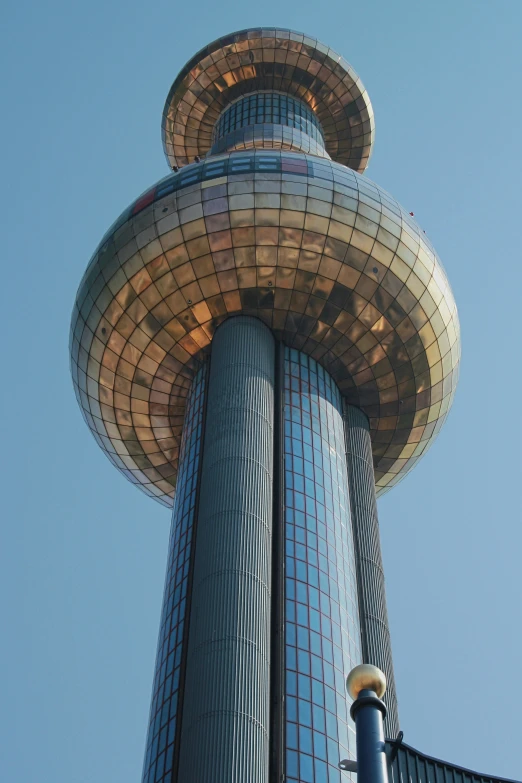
[95,151,373,247]
[210,123,328,157]
[213,92,324,145]
[141,365,206,783]
[283,347,361,782]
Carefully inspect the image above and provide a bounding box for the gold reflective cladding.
[162,27,374,172]
[70,152,460,506]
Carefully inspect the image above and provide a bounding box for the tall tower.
[70,28,460,783]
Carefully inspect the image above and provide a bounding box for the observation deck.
[70,28,460,506]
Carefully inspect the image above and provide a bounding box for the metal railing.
[386,737,521,783]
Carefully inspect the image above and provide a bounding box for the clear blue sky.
[1,1,521,781]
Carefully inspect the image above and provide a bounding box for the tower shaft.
[344,405,399,736]
[178,317,275,782]
[143,318,391,782]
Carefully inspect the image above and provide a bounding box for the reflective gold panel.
[162,28,374,171]
[70,149,460,505]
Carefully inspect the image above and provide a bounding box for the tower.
[70,27,460,783]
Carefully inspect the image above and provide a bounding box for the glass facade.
[141,366,206,783]
[283,347,361,782]
[213,92,325,146]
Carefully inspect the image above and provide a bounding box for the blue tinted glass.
[287,750,299,778]
[283,347,361,780]
[288,722,299,749]
[299,726,313,753]
[213,91,324,144]
[141,366,207,783]
[300,753,315,783]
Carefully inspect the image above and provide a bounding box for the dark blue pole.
[351,688,388,783]
[343,665,389,783]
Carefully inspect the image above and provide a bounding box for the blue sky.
[1,1,521,781]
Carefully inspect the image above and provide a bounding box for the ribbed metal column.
[177,316,275,783]
[343,404,399,737]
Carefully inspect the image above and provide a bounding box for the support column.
[140,366,207,783]
[177,316,275,783]
[343,404,399,737]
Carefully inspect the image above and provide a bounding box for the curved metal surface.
[161,27,374,170]
[70,151,459,505]
[386,739,521,783]
[344,404,399,736]
[352,690,389,783]
[177,316,274,783]
[210,123,330,157]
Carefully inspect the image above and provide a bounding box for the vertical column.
[343,404,399,737]
[178,316,275,783]
[141,366,207,783]
[283,348,362,783]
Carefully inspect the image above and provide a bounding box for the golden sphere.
[346,664,387,699]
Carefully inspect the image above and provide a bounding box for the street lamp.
[340,664,389,783]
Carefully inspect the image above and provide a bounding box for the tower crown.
[70,28,460,505]
[161,28,374,171]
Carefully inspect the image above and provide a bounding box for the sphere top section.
[70,151,460,507]
[162,28,374,171]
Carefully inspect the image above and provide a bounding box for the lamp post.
[340,664,389,783]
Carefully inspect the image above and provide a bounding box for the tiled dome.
[70,151,460,504]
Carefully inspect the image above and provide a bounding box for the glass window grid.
[213,92,324,145]
[95,152,366,249]
[141,365,206,783]
[210,125,328,158]
[283,346,361,783]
